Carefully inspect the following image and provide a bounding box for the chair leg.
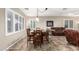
[39,41,41,48]
[45,36,49,43]
[27,37,30,47]
[26,37,28,47]
[34,43,37,48]
[47,37,49,43]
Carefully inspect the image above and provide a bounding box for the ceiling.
[24,8,79,16]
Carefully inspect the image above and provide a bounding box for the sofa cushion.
[64,29,79,46]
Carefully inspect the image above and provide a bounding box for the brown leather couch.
[51,27,65,36]
[64,29,79,46]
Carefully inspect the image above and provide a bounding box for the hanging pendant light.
[36,8,48,22]
[36,8,39,22]
[36,17,39,22]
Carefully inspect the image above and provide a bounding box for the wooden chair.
[33,33,42,48]
[26,28,34,47]
[42,30,49,43]
[36,30,43,44]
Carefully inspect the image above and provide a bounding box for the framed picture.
[46,21,53,27]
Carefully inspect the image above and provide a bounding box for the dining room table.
[28,28,49,48]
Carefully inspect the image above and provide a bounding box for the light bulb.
[36,17,39,22]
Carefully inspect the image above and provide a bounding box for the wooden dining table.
[29,29,49,48]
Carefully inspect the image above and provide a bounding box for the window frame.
[64,19,73,29]
[5,8,25,36]
[69,20,73,28]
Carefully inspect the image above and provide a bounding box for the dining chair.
[33,33,42,48]
[36,30,43,44]
[26,28,34,47]
[43,30,49,43]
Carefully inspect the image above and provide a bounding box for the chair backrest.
[26,28,30,36]
[36,30,42,35]
[34,33,41,41]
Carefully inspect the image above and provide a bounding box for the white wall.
[0,8,26,50]
[39,17,64,29]
[27,17,64,30]
[27,16,79,31]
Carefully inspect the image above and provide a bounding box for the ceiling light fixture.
[36,8,39,22]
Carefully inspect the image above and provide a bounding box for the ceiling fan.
[36,8,48,22]
[38,8,48,13]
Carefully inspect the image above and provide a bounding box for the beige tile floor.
[8,36,79,51]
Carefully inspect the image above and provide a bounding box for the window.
[19,16,21,30]
[7,10,13,33]
[6,9,25,35]
[64,20,73,28]
[15,14,19,31]
[29,20,36,29]
[32,20,36,29]
[64,20,68,28]
[78,24,79,29]
[21,18,24,30]
[18,17,24,30]
[69,20,73,28]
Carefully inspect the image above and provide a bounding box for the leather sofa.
[64,29,79,46]
[51,27,65,36]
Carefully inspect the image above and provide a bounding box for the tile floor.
[8,36,79,51]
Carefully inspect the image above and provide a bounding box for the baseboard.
[3,36,26,51]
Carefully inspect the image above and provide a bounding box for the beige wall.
[38,17,64,28]
[0,8,26,50]
[28,16,79,30]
